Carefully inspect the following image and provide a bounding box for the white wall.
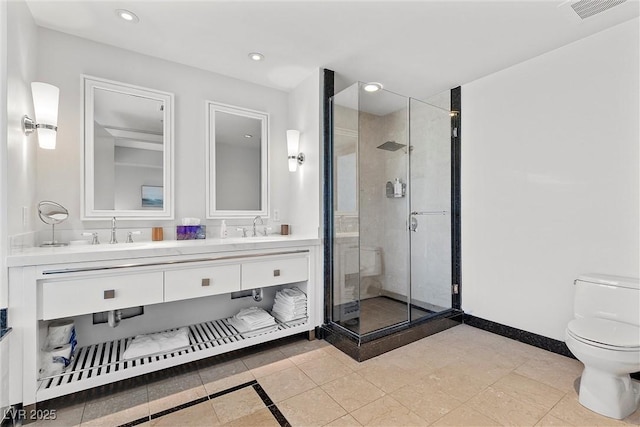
[33,28,291,235]
[287,69,321,236]
[461,18,639,341]
[4,0,39,304]
[0,0,7,309]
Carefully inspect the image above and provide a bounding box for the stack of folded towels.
[228,307,278,338]
[271,287,307,322]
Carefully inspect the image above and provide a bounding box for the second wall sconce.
[287,129,304,172]
[22,82,60,150]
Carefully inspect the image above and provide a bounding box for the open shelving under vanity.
[7,236,321,407]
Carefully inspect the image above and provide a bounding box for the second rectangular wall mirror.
[206,101,269,219]
[82,75,174,220]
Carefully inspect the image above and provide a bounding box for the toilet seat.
[567,318,640,351]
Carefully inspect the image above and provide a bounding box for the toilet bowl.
[565,274,640,420]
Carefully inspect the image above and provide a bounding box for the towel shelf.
[37,316,308,401]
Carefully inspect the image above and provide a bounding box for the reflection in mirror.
[333,128,358,214]
[38,200,69,247]
[206,102,268,218]
[83,76,174,219]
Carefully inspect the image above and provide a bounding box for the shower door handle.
[409,216,418,232]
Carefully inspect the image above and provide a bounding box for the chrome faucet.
[110,217,118,244]
[252,215,265,237]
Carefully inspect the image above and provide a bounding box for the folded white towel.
[235,307,276,327]
[228,316,278,338]
[123,327,190,360]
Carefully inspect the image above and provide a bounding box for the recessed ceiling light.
[244,134,253,138]
[116,9,139,23]
[363,82,383,92]
[248,52,264,61]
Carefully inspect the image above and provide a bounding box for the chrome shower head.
[376,140,406,152]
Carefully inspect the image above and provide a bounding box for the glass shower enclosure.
[330,82,455,338]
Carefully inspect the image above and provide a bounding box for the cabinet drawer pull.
[104,290,115,299]
[202,278,210,287]
[273,269,280,277]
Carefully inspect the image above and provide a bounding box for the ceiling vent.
[560,0,628,20]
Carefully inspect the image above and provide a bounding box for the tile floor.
[24,324,640,426]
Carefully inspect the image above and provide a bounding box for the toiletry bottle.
[220,220,227,238]
[394,178,402,197]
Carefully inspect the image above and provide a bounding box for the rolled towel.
[123,327,190,360]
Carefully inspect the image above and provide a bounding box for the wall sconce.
[287,129,305,172]
[22,82,60,150]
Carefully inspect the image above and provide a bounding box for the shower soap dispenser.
[393,178,403,197]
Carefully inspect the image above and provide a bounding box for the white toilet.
[565,273,640,419]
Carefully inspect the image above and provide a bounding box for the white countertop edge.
[8,235,321,267]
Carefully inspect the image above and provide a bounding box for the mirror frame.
[206,101,269,219]
[82,75,174,220]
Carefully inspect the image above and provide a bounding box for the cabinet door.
[41,272,163,320]
[164,264,241,302]
[241,256,308,289]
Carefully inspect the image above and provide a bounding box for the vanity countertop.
[7,235,321,267]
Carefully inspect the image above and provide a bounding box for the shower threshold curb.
[321,309,463,362]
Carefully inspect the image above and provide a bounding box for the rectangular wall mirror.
[82,75,174,219]
[206,101,269,218]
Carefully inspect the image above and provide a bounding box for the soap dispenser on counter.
[220,220,228,238]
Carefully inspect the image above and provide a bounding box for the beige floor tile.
[390,378,464,424]
[279,338,331,365]
[376,346,440,377]
[548,393,630,427]
[258,365,317,402]
[81,384,148,426]
[223,407,280,427]
[198,359,255,395]
[298,354,354,385]
[242,348,295,379]
[468,386,549,426]
[515,352,584,393]
[320,372,385,412]
[491,372,565,410]
[357,359,420,393]
[535,413,575,426]
[210,386,265,424]
[150,401,220,426]
[350,395,428,426]
[322,344,363,371]
[421,366,490,402]
[279,387,347,426]
[431,405,500,426]
[323,414,362,427]
[147,371,208,414]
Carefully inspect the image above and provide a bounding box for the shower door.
[408,97,453,319]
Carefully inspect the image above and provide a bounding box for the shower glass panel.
[408,97,452,320]
[331,82,453,338]
[332,83,410,335]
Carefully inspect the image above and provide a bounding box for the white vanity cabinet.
[40,272,164,320]
[164,263,241,302]
[7,238,321,407]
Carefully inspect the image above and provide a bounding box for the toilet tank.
[574,273,640,327]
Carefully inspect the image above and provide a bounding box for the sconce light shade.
[23,82,59,149]
[287,129,304,172]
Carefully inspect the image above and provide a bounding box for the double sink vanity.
[8,236,321,406]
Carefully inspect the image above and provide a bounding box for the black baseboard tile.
[464,314,576,358]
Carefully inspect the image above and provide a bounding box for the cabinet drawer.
[41,272,163,320]
[241,256,308,289]
[164,264,240,302]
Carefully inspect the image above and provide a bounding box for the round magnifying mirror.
[38,201,69,247]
